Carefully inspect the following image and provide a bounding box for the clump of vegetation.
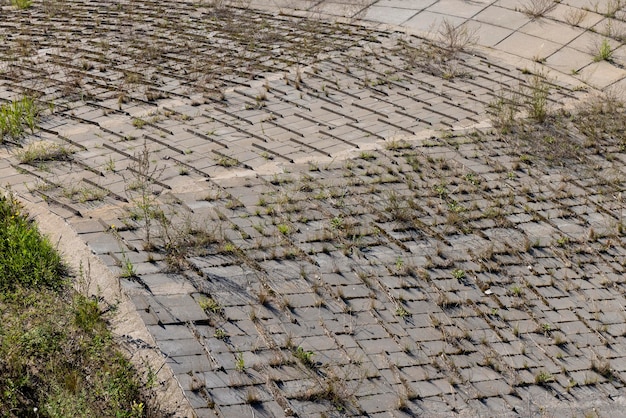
[594,39,613,62]
[16,141,73,165]
[199,296,223,314]
[0,193,66,290]
[293,346,315,368]
[0,96,39,142]
[520,0,557,18]
[0,193,149,416]
[535,370,554,385]
[10,0,32,9]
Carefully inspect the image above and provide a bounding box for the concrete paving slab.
[545,46,594,74]
[519,18,586,44]
[473,5,530,29]
[495,31,563,61]
[404,10,467,33]
[426,0,490,18]
[363,5,418,24]
[579,60,626,89]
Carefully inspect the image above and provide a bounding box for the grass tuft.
[0,96,39,142]
[0,193,66,290]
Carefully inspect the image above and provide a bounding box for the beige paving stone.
[579,60,626,88]
[496,31,563,61]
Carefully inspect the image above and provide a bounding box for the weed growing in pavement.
[573,90,625,148]
[16,141,73,165]
[452,269,466,280]
[235,352,245,372]
[488,89,521,133]
[591,357,613,378]
[602,0,623,18]
[594,39,613,62]
[395,306,411,318]
[535,370,554,385]
[564,8,588,25]
[10,0,32,9]
[199,296,223,314]
[125,140,163,249]
[520,0,557,18]
[119,252,137,278]
[0,95,39,142]
[435,20,478,57]
[395,19,477,79]
[293,346,315,368]
[216,156,240,167]
[525,73,551,123]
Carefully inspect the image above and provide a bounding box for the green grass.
[17,141,73,165]
[0,193,149,417]
[0,96,38,142]
[0,194,66,290]
[10,0,32,9]
[594,39,613,62]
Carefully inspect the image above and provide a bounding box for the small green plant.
[0,96,39,142]
[594,39,613,62]
[105,156,116,172]
[510,285,523,296]
[293,346,315,368]
[216,156,239,167]
[10,0,32,9]
[277,223,291,235]
[214,328,227,340]
[464,173,480,186]
[556,236,569,247]
[125,140,163,249]
[120,253,136,278]
[395,256,404,270]
[16,141,73,164]
[434,183,448,198]
[222,242,237,253]
[386,139,411,151]
[451,269,466,280]
[198,296,222,314]
[535,370,554,385]
[526,74,550,122]
[235,352,245,372]
[330,216,343,230]
[359,151,376,161]
[132,118,147,129]
[395,306,411,318]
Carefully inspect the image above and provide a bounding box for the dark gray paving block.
[168,354,212,375]
[147,323,195,341]
[158,338,205,357]
[193,407,219,418]
[185,391,215,411]
[82,231,123,254]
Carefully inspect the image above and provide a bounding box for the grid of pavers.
[1,0,626,417]
[254,0,626,92]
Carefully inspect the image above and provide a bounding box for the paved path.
[1,0,626,417]
[252,0,626,93]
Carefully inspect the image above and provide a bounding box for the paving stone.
[168,354,212,374]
